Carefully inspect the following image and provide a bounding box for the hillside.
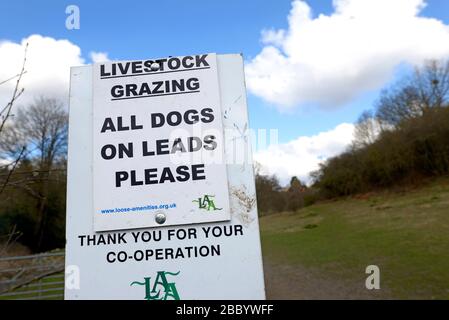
[260,177,449,299]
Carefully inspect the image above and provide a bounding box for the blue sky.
[1,0,449,183]
[1,0,448,141]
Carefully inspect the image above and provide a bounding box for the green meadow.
[260,177,449,299]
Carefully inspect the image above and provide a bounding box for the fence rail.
[0,251,65,300]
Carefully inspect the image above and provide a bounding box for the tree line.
[313,60,449,197]
[254,59,449,213]
[254,165,318,215]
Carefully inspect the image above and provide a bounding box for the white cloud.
[246,0,449,110]
[0,34,86,108]
[90,51,110,63]
[254,123,355,185]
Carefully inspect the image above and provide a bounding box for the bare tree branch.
[0,71,28,87]
[0,42,28,134]
[0,44,28,196]
[0,146,25,194]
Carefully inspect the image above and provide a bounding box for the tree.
[288,176,305,193]
[254,164,285,214]
[376,59,449,127]
[376,84,422,127]
[1,97,68,165]
[414,59,449,110]
[0,97,68,251]
[353,110,381,149]
[285,176,305,211]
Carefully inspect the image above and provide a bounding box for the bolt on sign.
[65,54,265,299]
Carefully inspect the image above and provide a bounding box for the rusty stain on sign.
[230,186,256,226]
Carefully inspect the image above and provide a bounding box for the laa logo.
[130,271,180,300]
[193,194,222,211]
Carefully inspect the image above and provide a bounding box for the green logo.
[193,194,222,211]
[130,271,180,300]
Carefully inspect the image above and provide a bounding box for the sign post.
[65,53,265,299]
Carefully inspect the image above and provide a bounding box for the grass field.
[260,177,449,299]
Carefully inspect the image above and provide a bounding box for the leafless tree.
[376,59,449,127]
[1,97,68,168]
[353,110,382,149]
[0,44,28,196]
[0,97,68,250]
[414,59,449,110]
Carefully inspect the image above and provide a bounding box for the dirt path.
[263,261,390,300]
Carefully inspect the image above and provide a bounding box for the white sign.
[65,54,265,300]
[92,54,230,231]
